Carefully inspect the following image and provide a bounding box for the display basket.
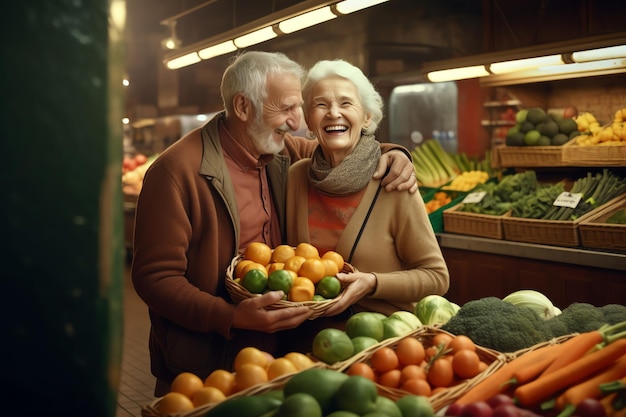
[562,140,626,166]
[443,203,511,240]
[579,194,626,251]
[424,189,469,233]
[336,327,507,413]
[495,143,569,168]
[141,371,296,417]
[226,254,355,320]
[502,194,626,247]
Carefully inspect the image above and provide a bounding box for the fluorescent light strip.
[537,58,626,75]
[427,65,490,82]
[198,40,237,59]
[335,0,390,14]
[278,7,336,34]
[572,45,626,63]
[166,52,201,69]
[234,26,277,48]
[489,54,564,74]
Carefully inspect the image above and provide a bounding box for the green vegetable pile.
[458,170,538,215]
[441,298,626,353]
[606,207,626,224]
[511,182,566,219]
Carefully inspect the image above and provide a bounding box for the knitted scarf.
[308,134,381,196]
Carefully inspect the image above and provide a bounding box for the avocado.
[537,120,559,137]
[506,131,525,146]
[558,118,578,135]
[552,133,570,146]
[283,368,349,414]
[527,107,548,124]
[519,121,535,133]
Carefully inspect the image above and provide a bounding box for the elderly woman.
[286,59,450,318]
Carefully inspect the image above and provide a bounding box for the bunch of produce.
[510,181,566,219]
[233,242,345,301]
[457,170,539,215]
[424,191,453,213]
[449,149,496,178]
[541,169,626,221]
[411,139,461,187]
[447,321,626,417]
[440,170,490,192]
[607,207,626,224]
[344,332,489,397]
[414,294,460,326]
[154,347,316,414]
[441,296,626,353]
[205,367,436,417]
[505,107,578,147]
[121,152,158,193]
[575,108,626,146]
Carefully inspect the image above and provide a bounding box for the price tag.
[462,191,487,204]
[553,192,582,208]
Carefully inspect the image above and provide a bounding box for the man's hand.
[232,290,313,332]
[373,150,418,194]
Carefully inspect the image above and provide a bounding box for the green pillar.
[1,1,125,416]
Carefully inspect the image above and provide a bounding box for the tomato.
[401,378,432,396]
[370,346,399,373]
[427,358,455,388]
[346,362,376,382]
[452,349,481,379]
[395,337,425,366]
[378,369,402,388]
[432,333,453,349]
[448,335,476,353]
[134,153,148,165]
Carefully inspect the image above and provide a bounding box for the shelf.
[481,120,516,127]
[483,99,522,108]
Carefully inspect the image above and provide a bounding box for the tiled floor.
[116,265,157,417]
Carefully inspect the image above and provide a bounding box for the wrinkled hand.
[233,291,313,333]
[373,150,418,194]
[324,272,377,317]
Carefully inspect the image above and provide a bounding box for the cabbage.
[414,295,457,325]
[502,289,557,320]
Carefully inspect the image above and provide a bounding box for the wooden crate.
[496,143,568,168]
[562,140,626,166]
[579,195,626,251]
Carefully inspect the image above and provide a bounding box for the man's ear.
[232,93,251,122]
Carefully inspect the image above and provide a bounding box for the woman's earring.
[305,129,316,139]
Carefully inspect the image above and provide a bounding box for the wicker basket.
[443,203,511,239]
[579,194,626,251]
[502,194,626,247]
[496,143,569,168]
[562,140,626,166]
[226,254,354,320]
[336,327,506,412]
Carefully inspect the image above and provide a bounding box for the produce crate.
[495,142,570,168]
[336,327,506,413]
[562,140,626,166]
[502,194,626,247]
[425,190,469,233]
[443,203,510,240]
[579,194,626,251]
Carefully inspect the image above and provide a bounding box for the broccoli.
[441,297,551,353]
[598,304,626,325]
[546,302,607,334]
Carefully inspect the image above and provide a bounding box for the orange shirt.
[219,121,281,251]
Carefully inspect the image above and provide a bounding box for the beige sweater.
[286,159,450,316]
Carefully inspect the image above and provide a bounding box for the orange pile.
[345,333,488,397]
[235,242,345,302]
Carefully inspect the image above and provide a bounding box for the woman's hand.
[374,150,418,194]
[324,271,377,317]
[232,290,314,332]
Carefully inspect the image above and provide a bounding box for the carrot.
[541,330,605,377]
[514,338,626,408]
[453,343,562,406]
[510,342,565,385]
[600,392,619,417]
[555,355,626,416]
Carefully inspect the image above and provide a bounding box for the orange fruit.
[283,352,315,371]
[244,242,272,265]
[370,347,400,373]
[396,337,426,366]
[432,333,453,349]
[270,245,296,263]
[322,250,344,271]
[234,363,268,391]
[283,255,306,273]
[267,357,298,380]
[378,369,402,388]
[427,358,455,388]
[233,347,270,372]
[266,262,285,274]
[298,258,326,283]
[295,242,320,259]
[321,259,339,277]
[191,386,226,407]
[170,372,204,398]
[204,369,236,397]
[452,349,481,379]
[288,277,315,302]
[241,261,268,277]
[346,362,377,382]
[235,259,253,278]
[401,378,432,396]
[155,392,194,414]
[448,335,476,353]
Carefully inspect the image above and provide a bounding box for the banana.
[614,108,626,123]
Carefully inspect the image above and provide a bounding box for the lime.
[524,130,541,146]
[395,395,434,417]
[351,336,379,354]
[346,312,385,341]
[267,269,294,293]
[312,294,326,301]
[312,328,354,364]
[242,269,268,294]
[336,376,378,415]
[275,392,322,417]
[315,276,341,299]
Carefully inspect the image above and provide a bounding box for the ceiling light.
[572,45,626,63]
[278,7,336,34]
[198,40,237,59]
[234,26,278,48]
[335,0,390,15]
[166,52,201,70]
[427,65,490,82]
[489,54,564,74]
[161,21,182,50]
